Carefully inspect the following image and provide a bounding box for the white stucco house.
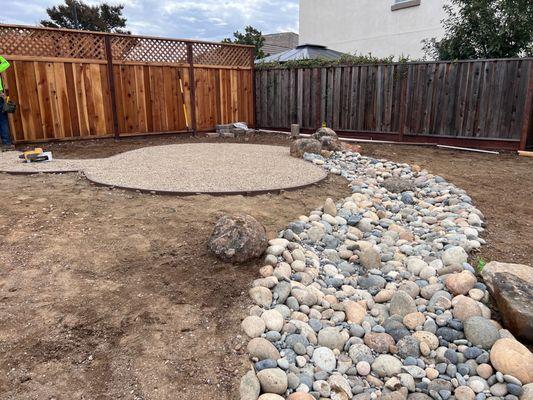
[299,0,449,58]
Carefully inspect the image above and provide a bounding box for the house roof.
[262,32,299,55]
[256,44,345,64]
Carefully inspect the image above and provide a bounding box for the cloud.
[2,0,299,41]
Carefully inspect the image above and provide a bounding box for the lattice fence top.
[0,24,252,67]
[0,25,106,60]
[110,36,188,63]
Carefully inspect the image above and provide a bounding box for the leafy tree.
[424,0,533,60]
[222,26,265,59]
[41,0,130,34]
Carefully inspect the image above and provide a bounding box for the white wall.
[299,0,448,59]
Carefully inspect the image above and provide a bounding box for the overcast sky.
[2,0,299,40]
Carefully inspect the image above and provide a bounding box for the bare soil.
[1,134,532,399]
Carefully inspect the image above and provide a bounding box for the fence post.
[186,43,198,136]
[104,35,120,140]
[519,62,533,150]
[250,47,256,128]
[398,64,408,142]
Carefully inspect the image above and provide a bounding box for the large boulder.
[481,261,533,342]
[289,138,322,158]
[319,135,344,151]
[313,127,338,140]
[208,214,267,263]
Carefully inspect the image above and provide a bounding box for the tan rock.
[452,295,482,321]
[241,316,265,338]
[324,198,337,216]
[445,270,477,295]
[344,300,366,324]
[454,386,475,400]
[412,331,439,350]
[247,338,281,361]
[364,332,395,354]
[249,286,272,307]
[490,338,533,384]
[403,312,426,330]
[287,393,315,400]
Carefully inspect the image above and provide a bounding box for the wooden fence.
[255,59,533,150]
[0,24,254,143]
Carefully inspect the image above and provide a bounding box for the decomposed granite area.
[0,143,328,194]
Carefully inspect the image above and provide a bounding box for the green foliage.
[222,26,265,59]
[255,53,415,69]
[41,0,130,34]
[424,0,533,60]
[476,258,487,272]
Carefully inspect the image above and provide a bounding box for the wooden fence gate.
[0,24,255,143]
[255,59,533,150]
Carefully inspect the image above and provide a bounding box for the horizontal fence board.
[255,59,533,149]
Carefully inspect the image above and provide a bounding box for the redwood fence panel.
[0,24,254,143]
[255,59,533,150]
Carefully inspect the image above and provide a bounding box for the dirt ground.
[1,134,532,400]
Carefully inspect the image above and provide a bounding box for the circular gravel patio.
[0,143,327,195]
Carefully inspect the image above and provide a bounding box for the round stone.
[403,312,426,330]
[463,316,500,350]
[445,271,477,296]
[247,338,281,361]
[312,347,337,372]
[287,393,316,400]
[452,296,482,321]
[344,300,366,324]
[242,316,266,338]
[249,285,273,307]
[442,246,468,266]
[390,291,417,317]
[364,332,395,354]
[318,327,349,350]
[455,386,476,400]
[372,354,403,377]
[490,338,533,384]
[261,309,285,332]
[476,364,493,379]
[349,343,375,364]
[356,361,371,376]
[257,368,288,395]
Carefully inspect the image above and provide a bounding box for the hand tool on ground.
[19,148,53,162]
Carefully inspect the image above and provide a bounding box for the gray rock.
[240,370,260,400]
[390,291,417,317]
[463,316,500,350]
[208,214,267,263]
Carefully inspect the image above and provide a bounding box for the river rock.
[446,271,478,295]
[257,368,288,394]
[441,246,468,266]
[240,369,261,400]
[463,316,500,349]
[247,338,281,361]
[372,354,403,377]
[242,315,266,338]
[318,327,349,350]
[390,291,417,317]
[490,338,533,384]
[312,347,337,372]
[452,296,482,321]
[344,300,366,324]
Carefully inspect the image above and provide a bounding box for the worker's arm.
[0,56,9,73]
[0,56,9,96]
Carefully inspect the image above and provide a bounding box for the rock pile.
[240,150,533,400]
